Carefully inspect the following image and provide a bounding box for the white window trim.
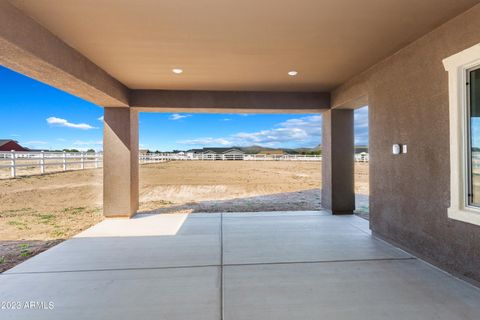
[443,43,480,226]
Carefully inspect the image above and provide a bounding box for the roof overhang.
[2,0,479,111]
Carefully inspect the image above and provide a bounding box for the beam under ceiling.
[0,0,129,107]
[130,90,330,114]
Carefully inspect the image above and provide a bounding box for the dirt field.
[0,161,368,272]
[0,158,100,179]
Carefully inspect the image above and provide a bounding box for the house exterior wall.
[332,4,480,284]
[0,141,27,151]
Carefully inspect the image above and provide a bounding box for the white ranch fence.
[0,150,368,178]
[0,151,102,178]
[139,153,322,163]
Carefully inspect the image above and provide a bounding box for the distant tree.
[86,149,95,153]
[354,146,369,154]
[62,148,79,153]
[301,150,321,155]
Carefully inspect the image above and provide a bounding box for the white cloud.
[354,107,368,128]
[169,114,191,120]
[179,114,322,147]
[47,117,97,130]
[177,110,369,148]
[354,106,369,146]
[73,140,103,146]
[179,137,232,146]
[98,116,104,121]
[221,118,231,121]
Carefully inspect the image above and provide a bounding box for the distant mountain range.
[165,144,368,154]
[237,145,368,154]
[232,145,320,155]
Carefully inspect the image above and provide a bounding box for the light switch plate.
[402,144,408,154]
[392,144,401,155]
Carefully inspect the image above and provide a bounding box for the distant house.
[0,140,28,151]
[188,147,244,156]
[139,149,150,155]
[355,152,369,162]
[186,147,245,160]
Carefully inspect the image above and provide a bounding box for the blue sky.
[0,66,369,151]
[473,118,480,148]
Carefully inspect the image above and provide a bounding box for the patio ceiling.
[8,0,480,92]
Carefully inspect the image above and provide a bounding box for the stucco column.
[322,109,355,214]
[103,107,139,217]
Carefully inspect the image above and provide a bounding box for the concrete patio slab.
[0,266,220,320]
[224,259,480,320]
[1,211,479,320]
[344,213,370,232]
[6,213,221,273]
[223,213,410,265]
[223,211,328,218]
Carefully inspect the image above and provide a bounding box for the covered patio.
[2,0,480,318]
[2,211,480,319]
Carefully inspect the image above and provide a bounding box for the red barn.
[0,140,28,151]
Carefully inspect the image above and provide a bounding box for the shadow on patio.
[138,188,323,214]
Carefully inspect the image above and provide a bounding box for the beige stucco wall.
[103,107,139,217]
[321,109,355,214]
[332,4,480,284]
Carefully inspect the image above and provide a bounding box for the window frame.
[443,44,480,226]
[466,66,480,208]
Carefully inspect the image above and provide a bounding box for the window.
[443,43,480,226]
[468,68,480,208]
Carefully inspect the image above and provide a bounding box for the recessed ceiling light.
[172,68,183,74]
[288,70,298,76]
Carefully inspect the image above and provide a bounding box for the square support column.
[103,107,139,217]
[322,109,355,214]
